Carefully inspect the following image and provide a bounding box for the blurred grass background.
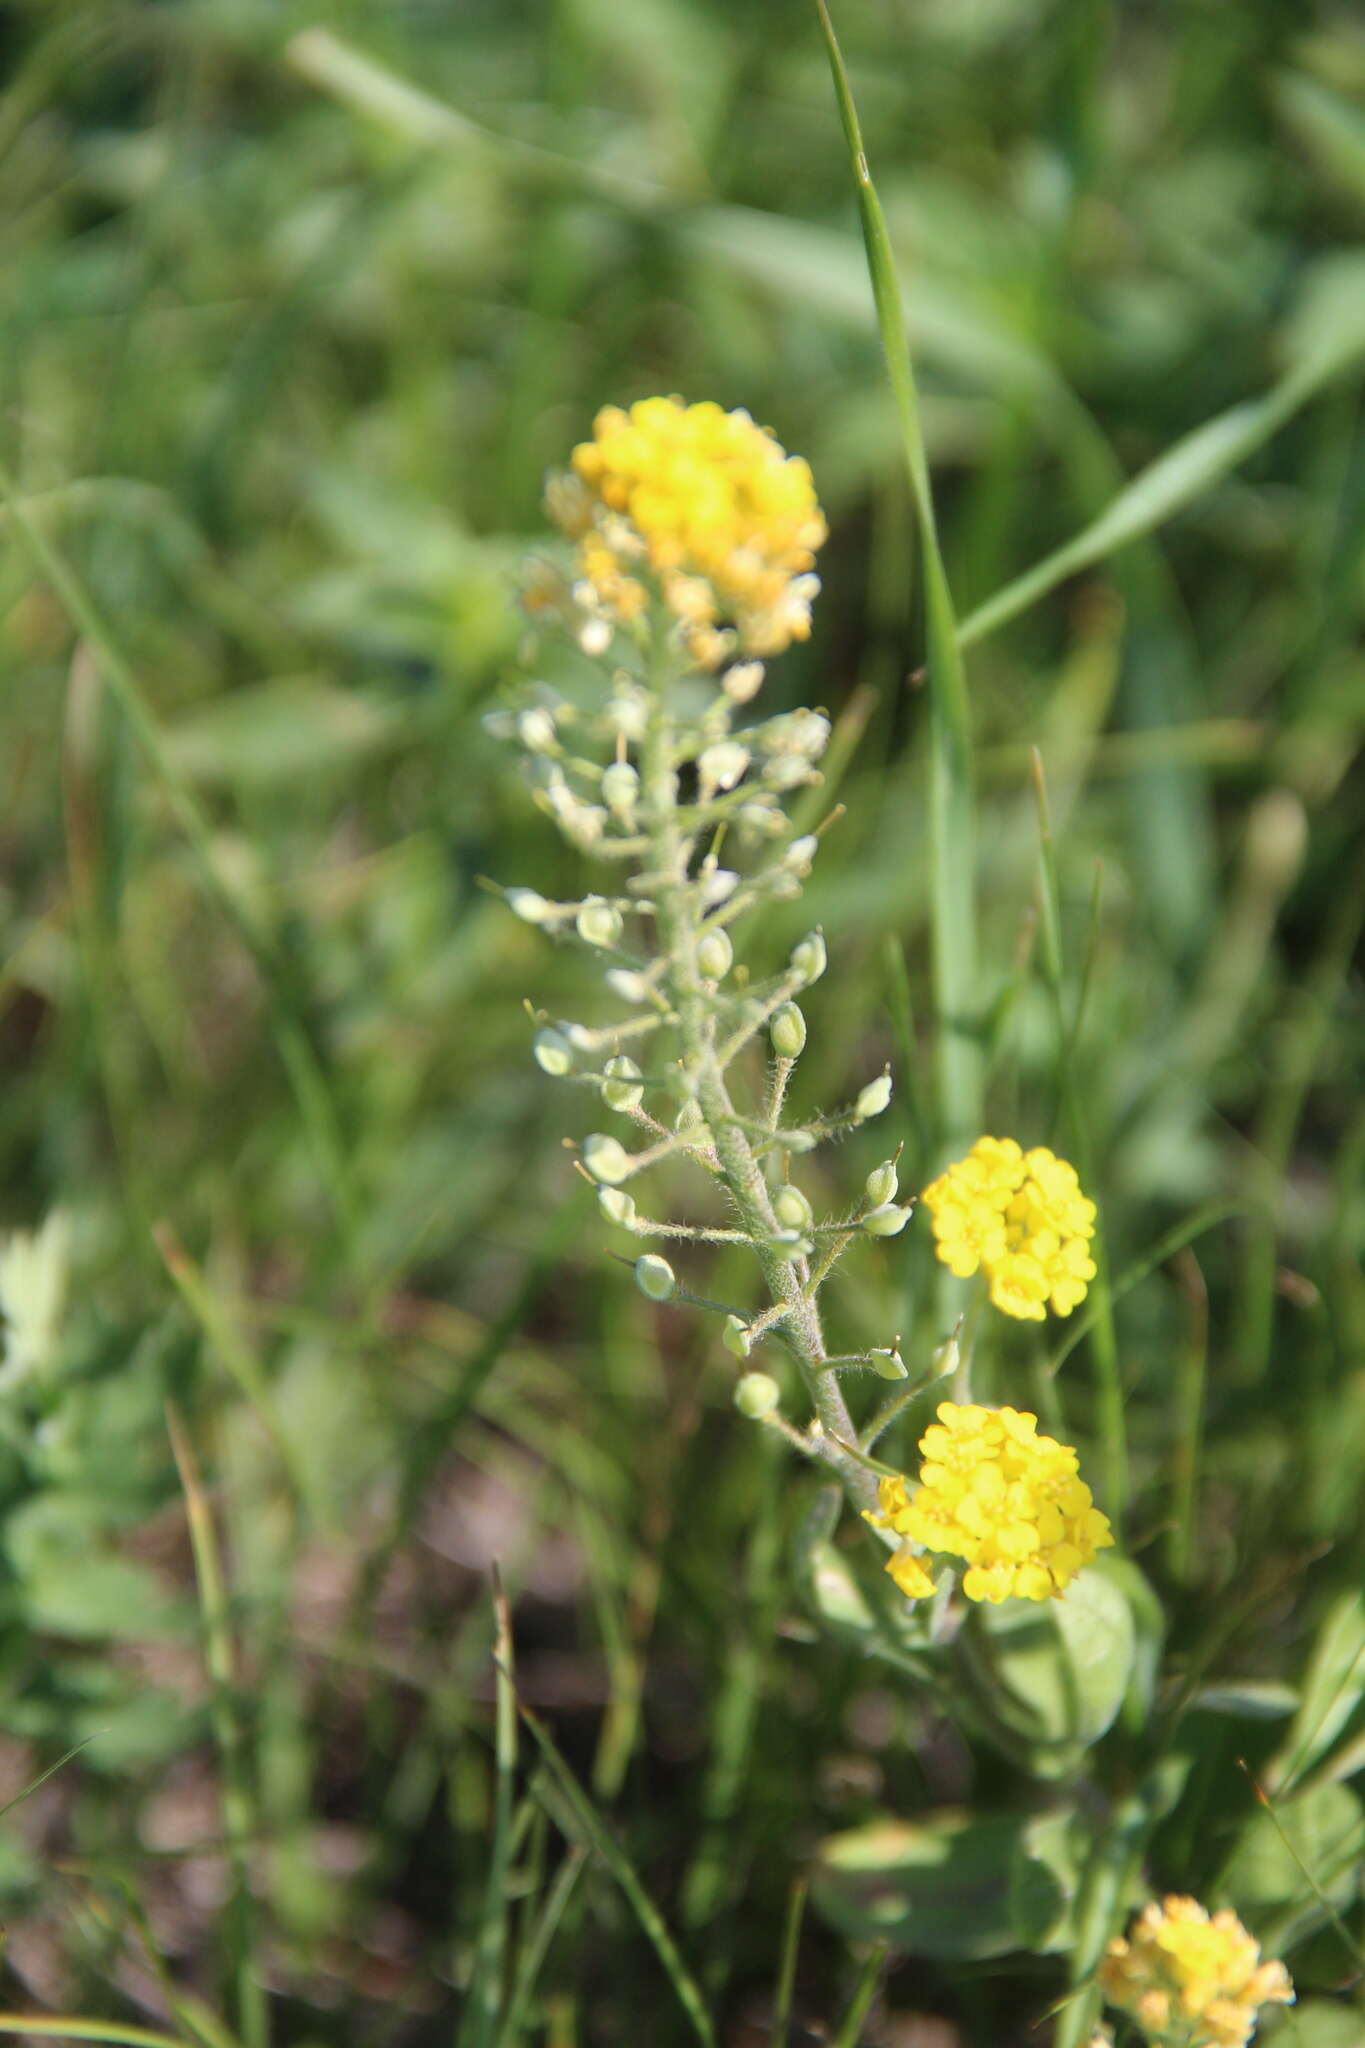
[0,0,1363,2042]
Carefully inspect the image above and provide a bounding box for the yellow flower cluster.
[867,1401,1113,1605]
[553,397,827,666]
[921,1136,1097,1320]
[1100,1897,1294,2047]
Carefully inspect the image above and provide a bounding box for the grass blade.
[0,464,356,1253]
[814,0,981,1154]
[463,1574,518,2048]
[831,1946,887,2048]
[512,1689,717,2048]
[772,1877,807,2048]
[0,2023,192,2046]
[166,1407,270,2048]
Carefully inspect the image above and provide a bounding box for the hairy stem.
[641,681,876,1512]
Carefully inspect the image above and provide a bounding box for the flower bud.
[773,1184,813,1232]
[783,1130,818,1154]
[865,1160,898,1206]
[579,616,612,657]
[790,931,827,984]
[785,834,818,872]
[606,967,650,1004]
[598,1188,637,1228]
[870,1347,908,1381]
[771,1002,807,1059]
[606,694,648,742]
[864,1203,911,1238]
[601,761,640,816]
[517,706,557,753]
[634,1254,676,1302]
[696,927,733,981]
[735,1372,781,1419]
[723,660,764,704]
[576,897,623,949]
[507,888,552,926]
[582,1134,632,1185]
[701,868,739,907]
[533,1028,574,1077]
[601,1055,643,1113]
[722,1315,752,1359]
[698,741,750,795]
[856,1072,893,1120]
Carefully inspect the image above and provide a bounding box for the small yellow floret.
[1100,1896,1293,2047]
[549,397,827,666]
[921,1137,1097,1320]
[864,1400,1113,1606]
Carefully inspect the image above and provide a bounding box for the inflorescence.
[1099,1897,1293,2047]
[921,1135,1097,1320]
[867,1401,1114,1605]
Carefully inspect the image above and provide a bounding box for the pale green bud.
[773,1184,813,1232]
[601,1055,643,1112]
[606,694,648,742]
[722,1315,752,1359]
[634,1254,676,1302]
[865,1160,898,1206]
[864,1203,911,1238]
[606,967,650,1004]
[598,1188,637,1228]
[771,1231,812,1261]
[870,1347,908,1381]
[771,1002,807,1059]
[765,753,813,792]
[674,1099,706,1135]
[790,930,827,984]
[582,1134,632,1185]
[785,834,818,872]
[601,761,640,816]
[735,1372,781,1419]
[576,897,623,949]
[517,706,557,753]
[856,1072,893,1120]
[533,1028,574,1076]
[507,888,552,926]
[783,1130,818,1154]
[696,927,733,981]
[701,868,739,907]
[698,740,749,793]
[723,660,764,704]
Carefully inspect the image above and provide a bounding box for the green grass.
[0,1,1363,2043]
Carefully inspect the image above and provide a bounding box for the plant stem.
[641,683,876,1512]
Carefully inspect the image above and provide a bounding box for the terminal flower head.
[550,397,827,667]
[866,1400,1113,1605]
[1100,1896,1293,2047]
[920,1136,1097,1320]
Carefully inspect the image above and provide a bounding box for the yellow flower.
[921,1137,1098,1320]
[865,1401,1113,1605]
[550,397,827,666]
[1100,1897,1294,2047]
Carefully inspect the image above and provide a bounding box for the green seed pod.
[634,1254,676,1302]
[855,1072,893,1120]
[773,1184,814,1232]
[576,896,623,949]
[674,1100,708,1139]
[870,1347,908,1381]
[598,1188,637,1228]
[506,888,552,925]
[600,760,640,816]
[735,1372,781,1419]
[605,967,650,1004]
[722,1315,752,1359]
[864,1203,911,1237]
[865,1160,899,1206]
[771,1231,813,1262]
[696,927,734,981]
[517,706,557,753]
[601,1055,644,1113]
[533,1028,574,1077]
[790,930,827,984]
[582,1134,631,1185]
[771,1002,807,1059]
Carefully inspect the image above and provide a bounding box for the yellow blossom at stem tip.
[865,1400,1113,1605]
[1100,1896,1293,2047]
[920,1135,1097,1321]
[548,396,827,668]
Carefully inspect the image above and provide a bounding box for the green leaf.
[165,675,404,789]
[1190,1681,1301,1721]
[1269,1591,1365,1794]
[1226,1780,1365,1919]
[1268,2003,1365,2048]
[955,1565,1137,1778]
[813,1807,1081,1959]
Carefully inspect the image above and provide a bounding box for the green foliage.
[0,0,1361,2042]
